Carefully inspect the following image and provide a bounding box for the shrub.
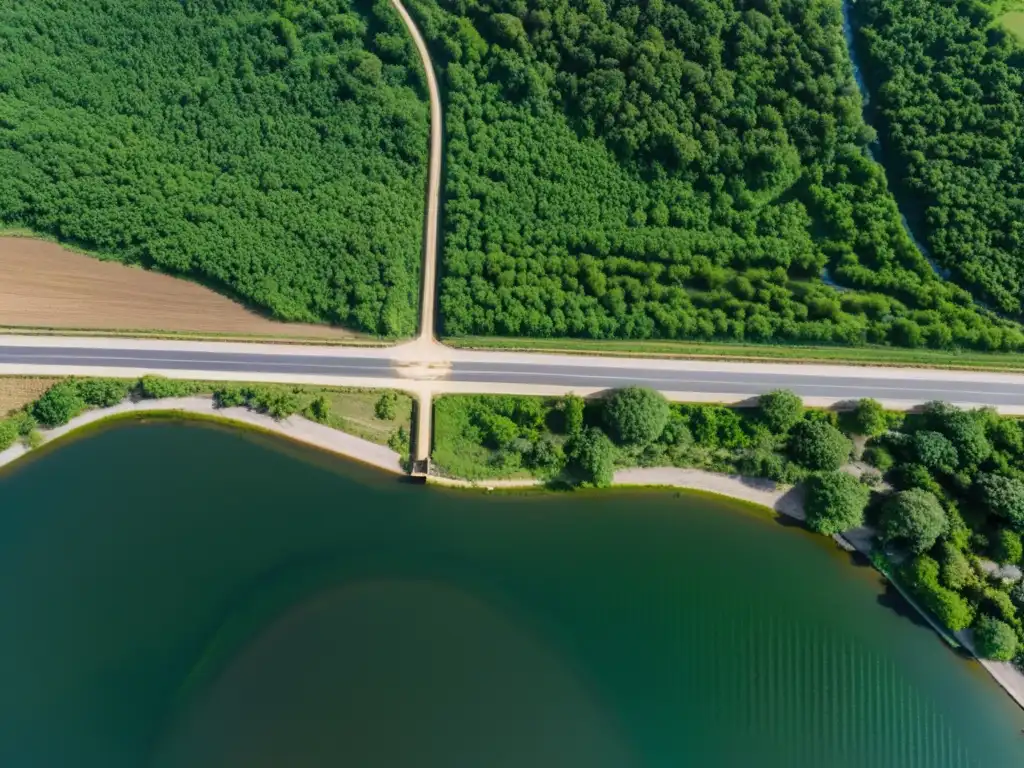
[788,420,851,471]
[33,382,85,427]
[974,616,1019,662]
[852,398,888,437]
[139,375,203,399]
[1011,580,1024,611]
[911,430,959,472]
[603,387,669,446]
[939,541,975,590]
[263,391,301,420]
[901,555,974,631]
[482,413,519,448]
[862,445,894,471]
[805,471,869,535]
[921,402,991,468]
[213,386,247,408]
[990,418,1024,455]
[736,449,786,482]
[74,377,132,407]
[374,391,398,421]
[388,426,410,457]
[994,529,1023,566]
[567,427,616,487]
[982,588,1019,626]
[976,473,1024,530]
[757,390,803,433]
[561,395,586,435]
[881,489,948,554]
[0,420,17,451]
[7,410,36,436]
[892,463,942,496]
[307,395,331,424]
[526,435,565,475]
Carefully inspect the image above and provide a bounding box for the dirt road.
[389,0,442,345]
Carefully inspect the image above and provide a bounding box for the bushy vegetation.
[405,0,1022,350]
[881,489,948,554]
[602,386,669,447]
[865,401,1024,664]
[974,615,1019,662]
[0,0,428,335]
[0,376,412,451]
[805,471,870,535]
[855,0,1024,318]
[432,389,856,484]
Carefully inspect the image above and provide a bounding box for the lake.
[1,419,1022,767]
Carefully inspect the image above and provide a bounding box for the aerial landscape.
[2,0,1024,765]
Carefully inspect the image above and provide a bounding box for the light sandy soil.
[0,376,60,415]
[0,237,363,339]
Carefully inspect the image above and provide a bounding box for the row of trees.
[854,0,1024,316]
[404,0,1024,350]
[0,0,428,335]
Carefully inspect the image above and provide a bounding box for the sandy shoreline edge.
[1,398,1021,711]
[0,396,404,474]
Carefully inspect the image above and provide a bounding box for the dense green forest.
[0,0,428,335]
[854,0,1024,316]
[407,0,1024,350]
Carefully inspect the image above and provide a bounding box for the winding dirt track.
[389,0,442,345]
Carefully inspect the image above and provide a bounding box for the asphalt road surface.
[5,344,1024,406]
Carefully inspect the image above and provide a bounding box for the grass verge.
[447,335,1024,371]
[0,376,413,453]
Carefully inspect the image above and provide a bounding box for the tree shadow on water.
[876,581,933,630]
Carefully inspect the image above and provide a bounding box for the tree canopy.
[804,471,870,535]
[758,390,804,434]
[851,398,888,437]
[881,488,948,553]
[973,615,1019,662]
[788,420,851,471]
[976,472,1024,530]
[568,426,616,487]
[406,0,1024,350]
[603,386,669,446]
[0,0,429,335]
[855,0,1024,318]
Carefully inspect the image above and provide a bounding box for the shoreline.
[431,467,1024,711]
[0,397,405,475]
[2,401,1021,711]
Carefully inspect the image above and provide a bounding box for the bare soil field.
[0,237,366,340]
[0,376,60,416]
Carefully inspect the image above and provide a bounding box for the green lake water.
[1,419,1023,767]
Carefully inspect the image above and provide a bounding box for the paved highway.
[4,341,1024,407]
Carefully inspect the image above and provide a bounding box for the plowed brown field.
[0,237,364,340]
[0,376,60,416]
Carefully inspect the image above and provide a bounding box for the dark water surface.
[1,420,1022,767]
